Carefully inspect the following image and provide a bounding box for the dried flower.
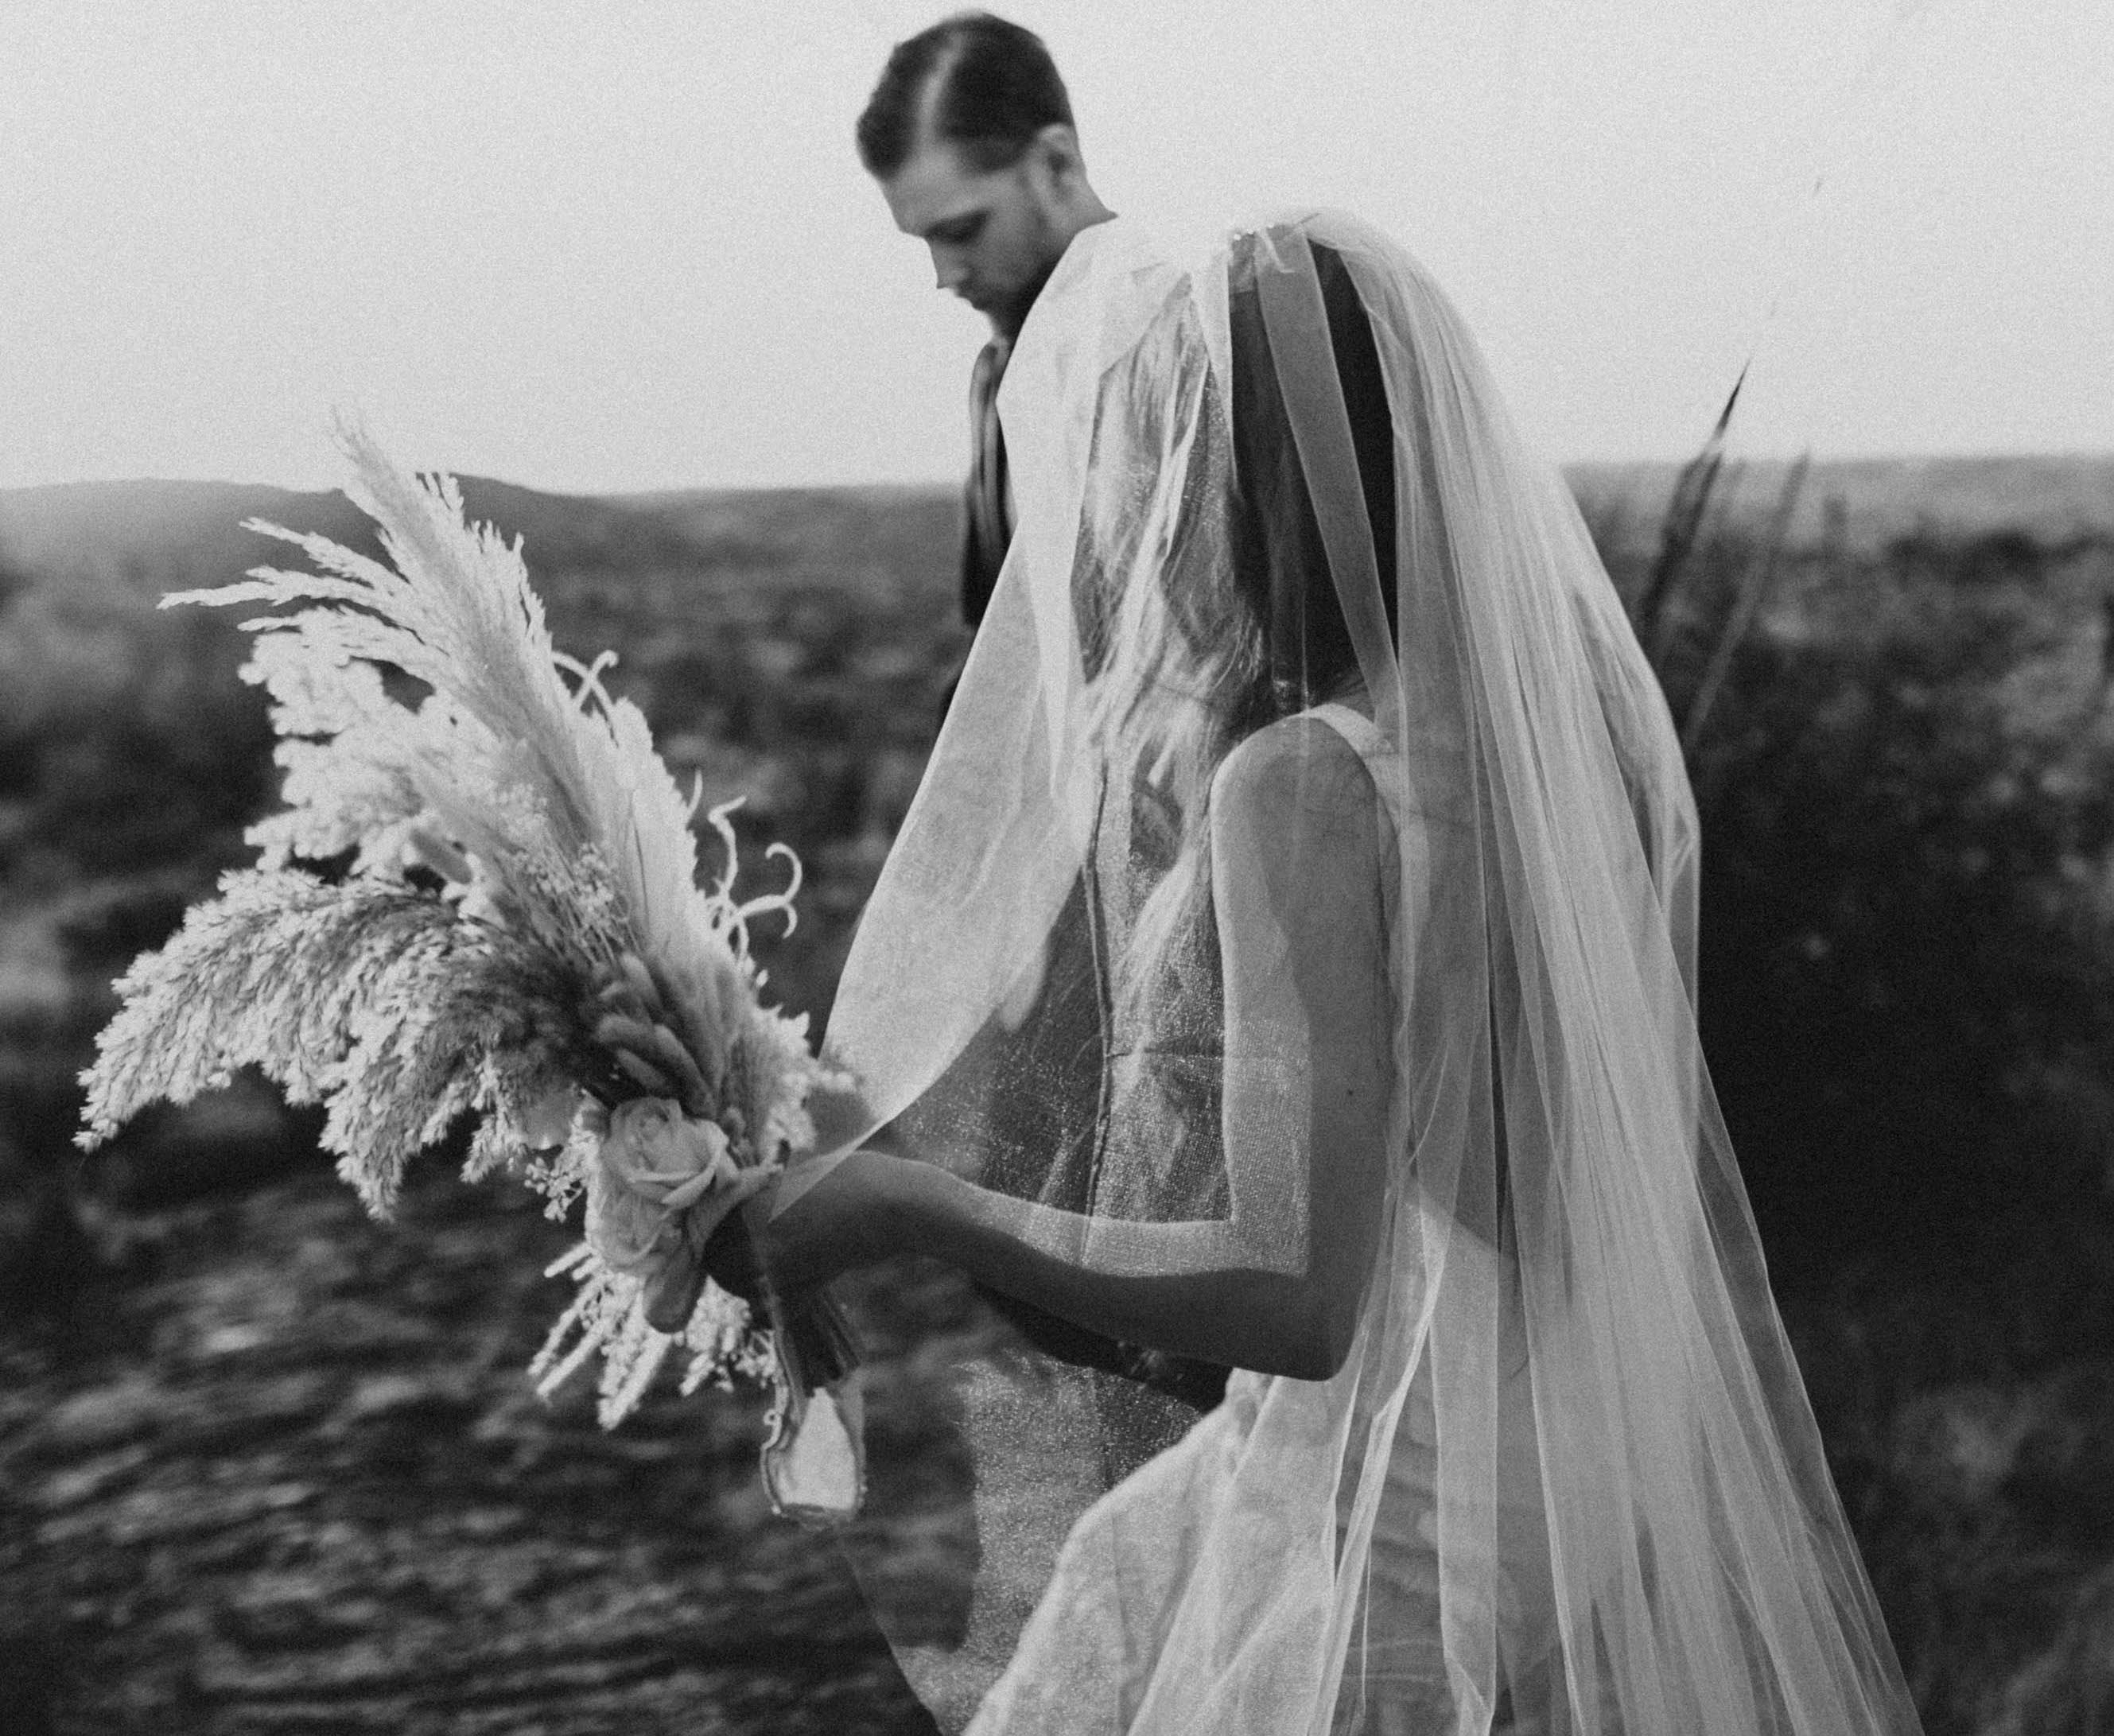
[80,420,851,1442]
[601,1097,738,1206]
[582,1098,720,1276]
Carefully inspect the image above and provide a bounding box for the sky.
[3,0,2109,494]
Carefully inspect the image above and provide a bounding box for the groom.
[856,15,1230,1439]
[855,10,1112,636]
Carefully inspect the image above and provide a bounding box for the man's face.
[882,136,1067,340]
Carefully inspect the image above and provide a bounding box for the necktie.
[962,335,1013,629]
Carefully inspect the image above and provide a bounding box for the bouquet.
[76,424,863,1523]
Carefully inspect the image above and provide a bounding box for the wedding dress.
[791,210,1924,1735]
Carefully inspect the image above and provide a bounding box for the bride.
[701,208,1924,1734]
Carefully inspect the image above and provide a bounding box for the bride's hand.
[640,1163,778,1330]
[693,1148,907,1306]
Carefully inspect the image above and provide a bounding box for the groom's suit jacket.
[952,325,1231,1453]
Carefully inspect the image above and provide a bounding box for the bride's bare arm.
[760,719,1395,1381]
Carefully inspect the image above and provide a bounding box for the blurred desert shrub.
[0,573,270,887]
[1611,494,2114,1272]
[0,547,288,1308]
[1597,468,2114,1736]
[0,561,274,1088]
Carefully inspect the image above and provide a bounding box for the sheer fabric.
[790,211,1922,1735]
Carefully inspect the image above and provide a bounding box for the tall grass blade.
[1638,363,1750,662]
[1681,451,1812,761]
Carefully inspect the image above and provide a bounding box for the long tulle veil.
[789,210,1923,1735]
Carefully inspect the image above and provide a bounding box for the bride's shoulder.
[1209,713,1381,835]
[1207,717,1391,921]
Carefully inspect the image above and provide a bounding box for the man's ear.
[1032,122,1086,190]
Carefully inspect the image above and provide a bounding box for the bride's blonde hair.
[1081,234,1400,1031]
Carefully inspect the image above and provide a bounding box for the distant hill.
[1568,452,2114,557]
[3,455,2108,607]
[0,476,964,605]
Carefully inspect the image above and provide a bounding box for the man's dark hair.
[856,11,1074,180]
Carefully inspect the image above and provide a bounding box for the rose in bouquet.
[76,422,862,1521]
[586,1097,743,1281]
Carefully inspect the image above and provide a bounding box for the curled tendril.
[743,844,802,938]
[704,797,747,900]
[698,798,800,952]
[553,648,620,713]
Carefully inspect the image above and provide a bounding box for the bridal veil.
[795,210,1922,1735]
